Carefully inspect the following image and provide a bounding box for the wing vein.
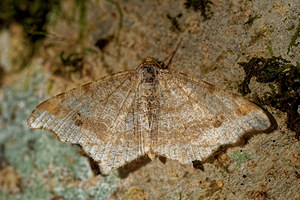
[169,77,198,161]
[57,73,131,140]
[101,75,139,163]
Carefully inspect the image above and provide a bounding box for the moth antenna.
[161,38,182,69]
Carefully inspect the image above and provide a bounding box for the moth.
[27,57,272,174]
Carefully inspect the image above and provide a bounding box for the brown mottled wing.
[27,70,149,174]
[152,71,271,164]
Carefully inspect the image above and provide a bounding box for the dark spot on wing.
[213,120,223,128]
[75,119,83,126]
[74,113,83,126]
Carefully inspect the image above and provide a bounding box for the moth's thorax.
[138,64,160,97]
[137,57,162,81]
[139,65,160,84]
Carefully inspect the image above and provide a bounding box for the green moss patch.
[239,56,299,139]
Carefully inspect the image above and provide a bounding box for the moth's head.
[137,57,162,73]
[137,57,163,83]
[142,57,162,67]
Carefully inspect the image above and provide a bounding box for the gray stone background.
[0,0,299,199]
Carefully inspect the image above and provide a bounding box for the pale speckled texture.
[0,0,299,199]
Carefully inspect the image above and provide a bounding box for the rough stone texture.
[0,0,299,199]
